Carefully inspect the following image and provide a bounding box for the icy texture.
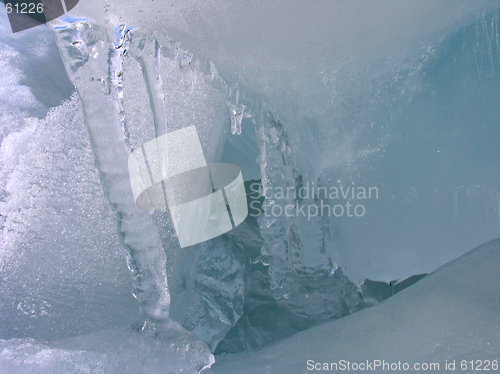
[0,95,140,339]
[54,20,171,319]
[212,238,500,373]
[51,16,245,350]
[215,186,364,354]
[0,11,73,140]
[47,0,500,341]
[0,323,214,374]
[216,265,362,354]
[0,11,217,369]
[49,0,500,291]
[2,2,500,370]
[169,236,246,351]
[255,112,298,293]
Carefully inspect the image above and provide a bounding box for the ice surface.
[44,1,500,292]
[2,1,500,372]
[0,10,73,140]
[0,322,214,374]
[0,94,141,339]
[212,238,500,373]
[169,235,246,351]
[55,20,175,319]
[205,184,364,354]
[51,15,243,349]
[0,21,215,368]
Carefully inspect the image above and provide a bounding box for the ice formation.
[1,0,500,373]
[212,238,500,373]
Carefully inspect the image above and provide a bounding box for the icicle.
[126,30,168,137]
[52,20,170,319]
[227,90,245,135]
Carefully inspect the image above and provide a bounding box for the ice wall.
[2,1,500,368]
[0,11,73,140]
[212,238,500,373]
[49,1,500,293]
[50,14,246,351]
[0,94,142,340]
[0,11,141,340]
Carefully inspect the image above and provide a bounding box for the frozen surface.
[0,322,214,374]
[44,0,500,292]
[169,235,246,351]
[0,10,73,140]
[212,238,500,374]
[1,0,500,371]
[51,16,241,348]
[0,95,140,339]
[215,199,364,354]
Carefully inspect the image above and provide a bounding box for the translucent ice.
[45,0,500,292]
[0,322,214,374]
[0,95,141,340]
[212,238,500,373]
[2,1,500,371]
[0,12,73,140]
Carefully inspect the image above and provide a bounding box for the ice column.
[53,20,170,319]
